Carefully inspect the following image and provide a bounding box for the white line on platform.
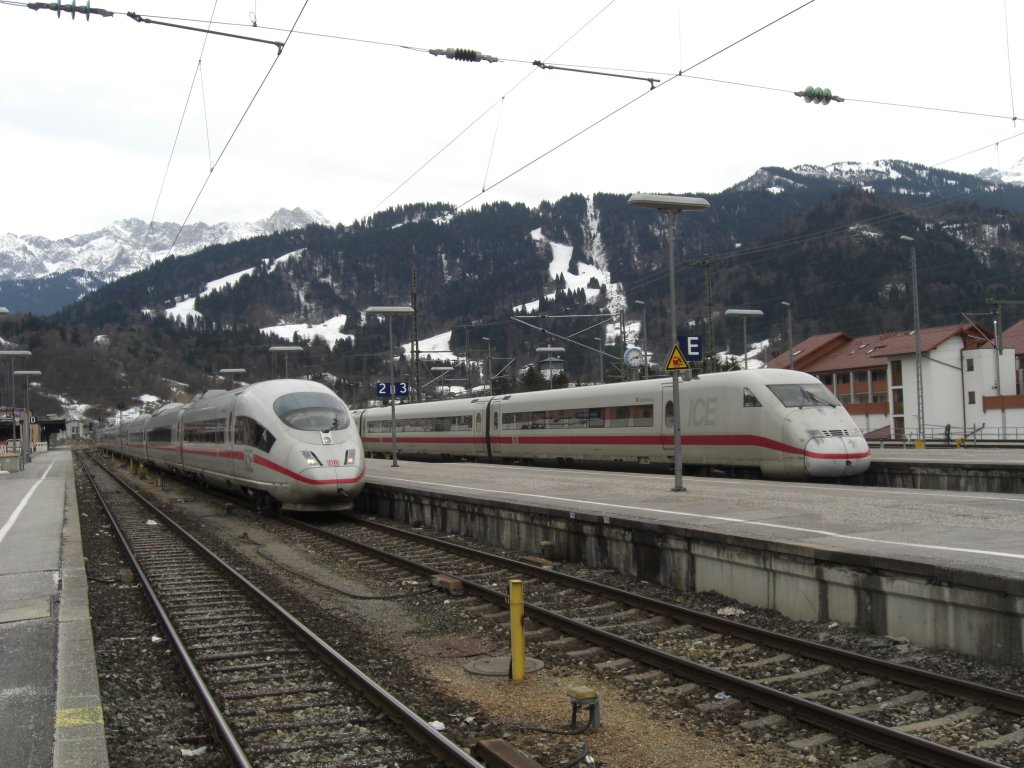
[0,463,54,547]
[367,475,1024,562]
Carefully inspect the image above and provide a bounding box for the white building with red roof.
[767,324,1022,441]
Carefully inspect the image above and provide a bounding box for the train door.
[489,400,503,457]
[660,383,675,452]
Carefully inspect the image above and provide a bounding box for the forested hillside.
[5,160,1024,421]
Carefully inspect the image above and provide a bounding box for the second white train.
[356,368,871,480]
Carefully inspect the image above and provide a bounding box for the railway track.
[79,455,482,768]
[278,515,1024,768]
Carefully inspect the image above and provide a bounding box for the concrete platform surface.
[363,457,1024,585]
[0,449,108,768]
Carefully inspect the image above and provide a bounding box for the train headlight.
[300,450,323,466]
[344,449,356,466]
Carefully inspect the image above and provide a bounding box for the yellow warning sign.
[665,344,689,371]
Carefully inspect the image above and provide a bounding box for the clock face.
[624,347,644,368]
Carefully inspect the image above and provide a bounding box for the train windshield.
[766,382,841,408]
[273,391,351,431]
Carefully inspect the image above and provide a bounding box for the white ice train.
[98,379,366,512]
[356,369,871,480]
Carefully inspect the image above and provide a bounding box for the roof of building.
[768,324,995,374]
[1000,319,1024,355]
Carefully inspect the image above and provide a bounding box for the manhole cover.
[464,655,545,676]
[415,636,498,659]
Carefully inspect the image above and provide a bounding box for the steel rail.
[292,516,1013,768]
[80,457,253,767]
[84,455,483,768]
[344,516,1024,717]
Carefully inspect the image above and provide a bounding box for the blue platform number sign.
[376,382,410,397]
[678,335,702,361]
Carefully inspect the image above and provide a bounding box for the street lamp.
[725,309,763,369]
[219,368,246,389]
[901,235,925,444]
[0,349,31,457]
[536,345,566,389]
[481,336,492,389]
[366,305,414,467]
[269,345,303,378]
[634,300,648,380]
[14,370,40,467]
[430,366,454,398]
[779,301,794,369]
[628,193,710,492]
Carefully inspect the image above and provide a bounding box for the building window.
[968,391,976,405]
[966,358,975,372]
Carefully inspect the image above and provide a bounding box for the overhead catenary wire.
[162,1,312,257]
[369,0,619,215]
[455,0,822,214]
[142,2,222,253]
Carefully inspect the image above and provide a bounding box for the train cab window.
[742,388,762,407]
[767,383,841,408]
[273,391,351,432]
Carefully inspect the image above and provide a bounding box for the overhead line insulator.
[795,86,845,105]
[27,1,113,19]
[429,47,498,64]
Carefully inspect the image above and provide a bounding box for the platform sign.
[678,335,703,360]
[665,345,689,371]
[375,381,410,397]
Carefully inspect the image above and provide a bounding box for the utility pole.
[702,259,716,372]
[410,267,420,402]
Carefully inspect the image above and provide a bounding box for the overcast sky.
[2,0,1023,240]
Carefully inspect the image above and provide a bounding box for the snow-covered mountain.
[0,207,330,283]
[729,159,1012,197]
[978,155,1024,186]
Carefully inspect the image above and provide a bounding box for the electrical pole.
[703,259,716,372]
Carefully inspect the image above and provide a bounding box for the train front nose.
[802,432,871,477]
[296,446,366,498]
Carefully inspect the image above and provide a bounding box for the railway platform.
[357,457,1024,665]
[0,448,108,768]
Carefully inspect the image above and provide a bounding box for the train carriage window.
[633,404,653,427]
[183,417,228,443]
[147,426,173,443]
[664,399,673,429]
[273,391,351,432]
[743,388,762,407]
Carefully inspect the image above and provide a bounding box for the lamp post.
[900,235,925,444]
[724,309,764,369]
[536,345,566,389]
[14,370,40,467]
[366,305,414,467]
[269,345,303,378]
[0,349,31,457]
[780,301,794,369]
[219,368,246,389]
[0,308,6,451]
[481,336,491,390]
[628,193,710,492]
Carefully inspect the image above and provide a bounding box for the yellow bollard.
[508,579,526,681]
